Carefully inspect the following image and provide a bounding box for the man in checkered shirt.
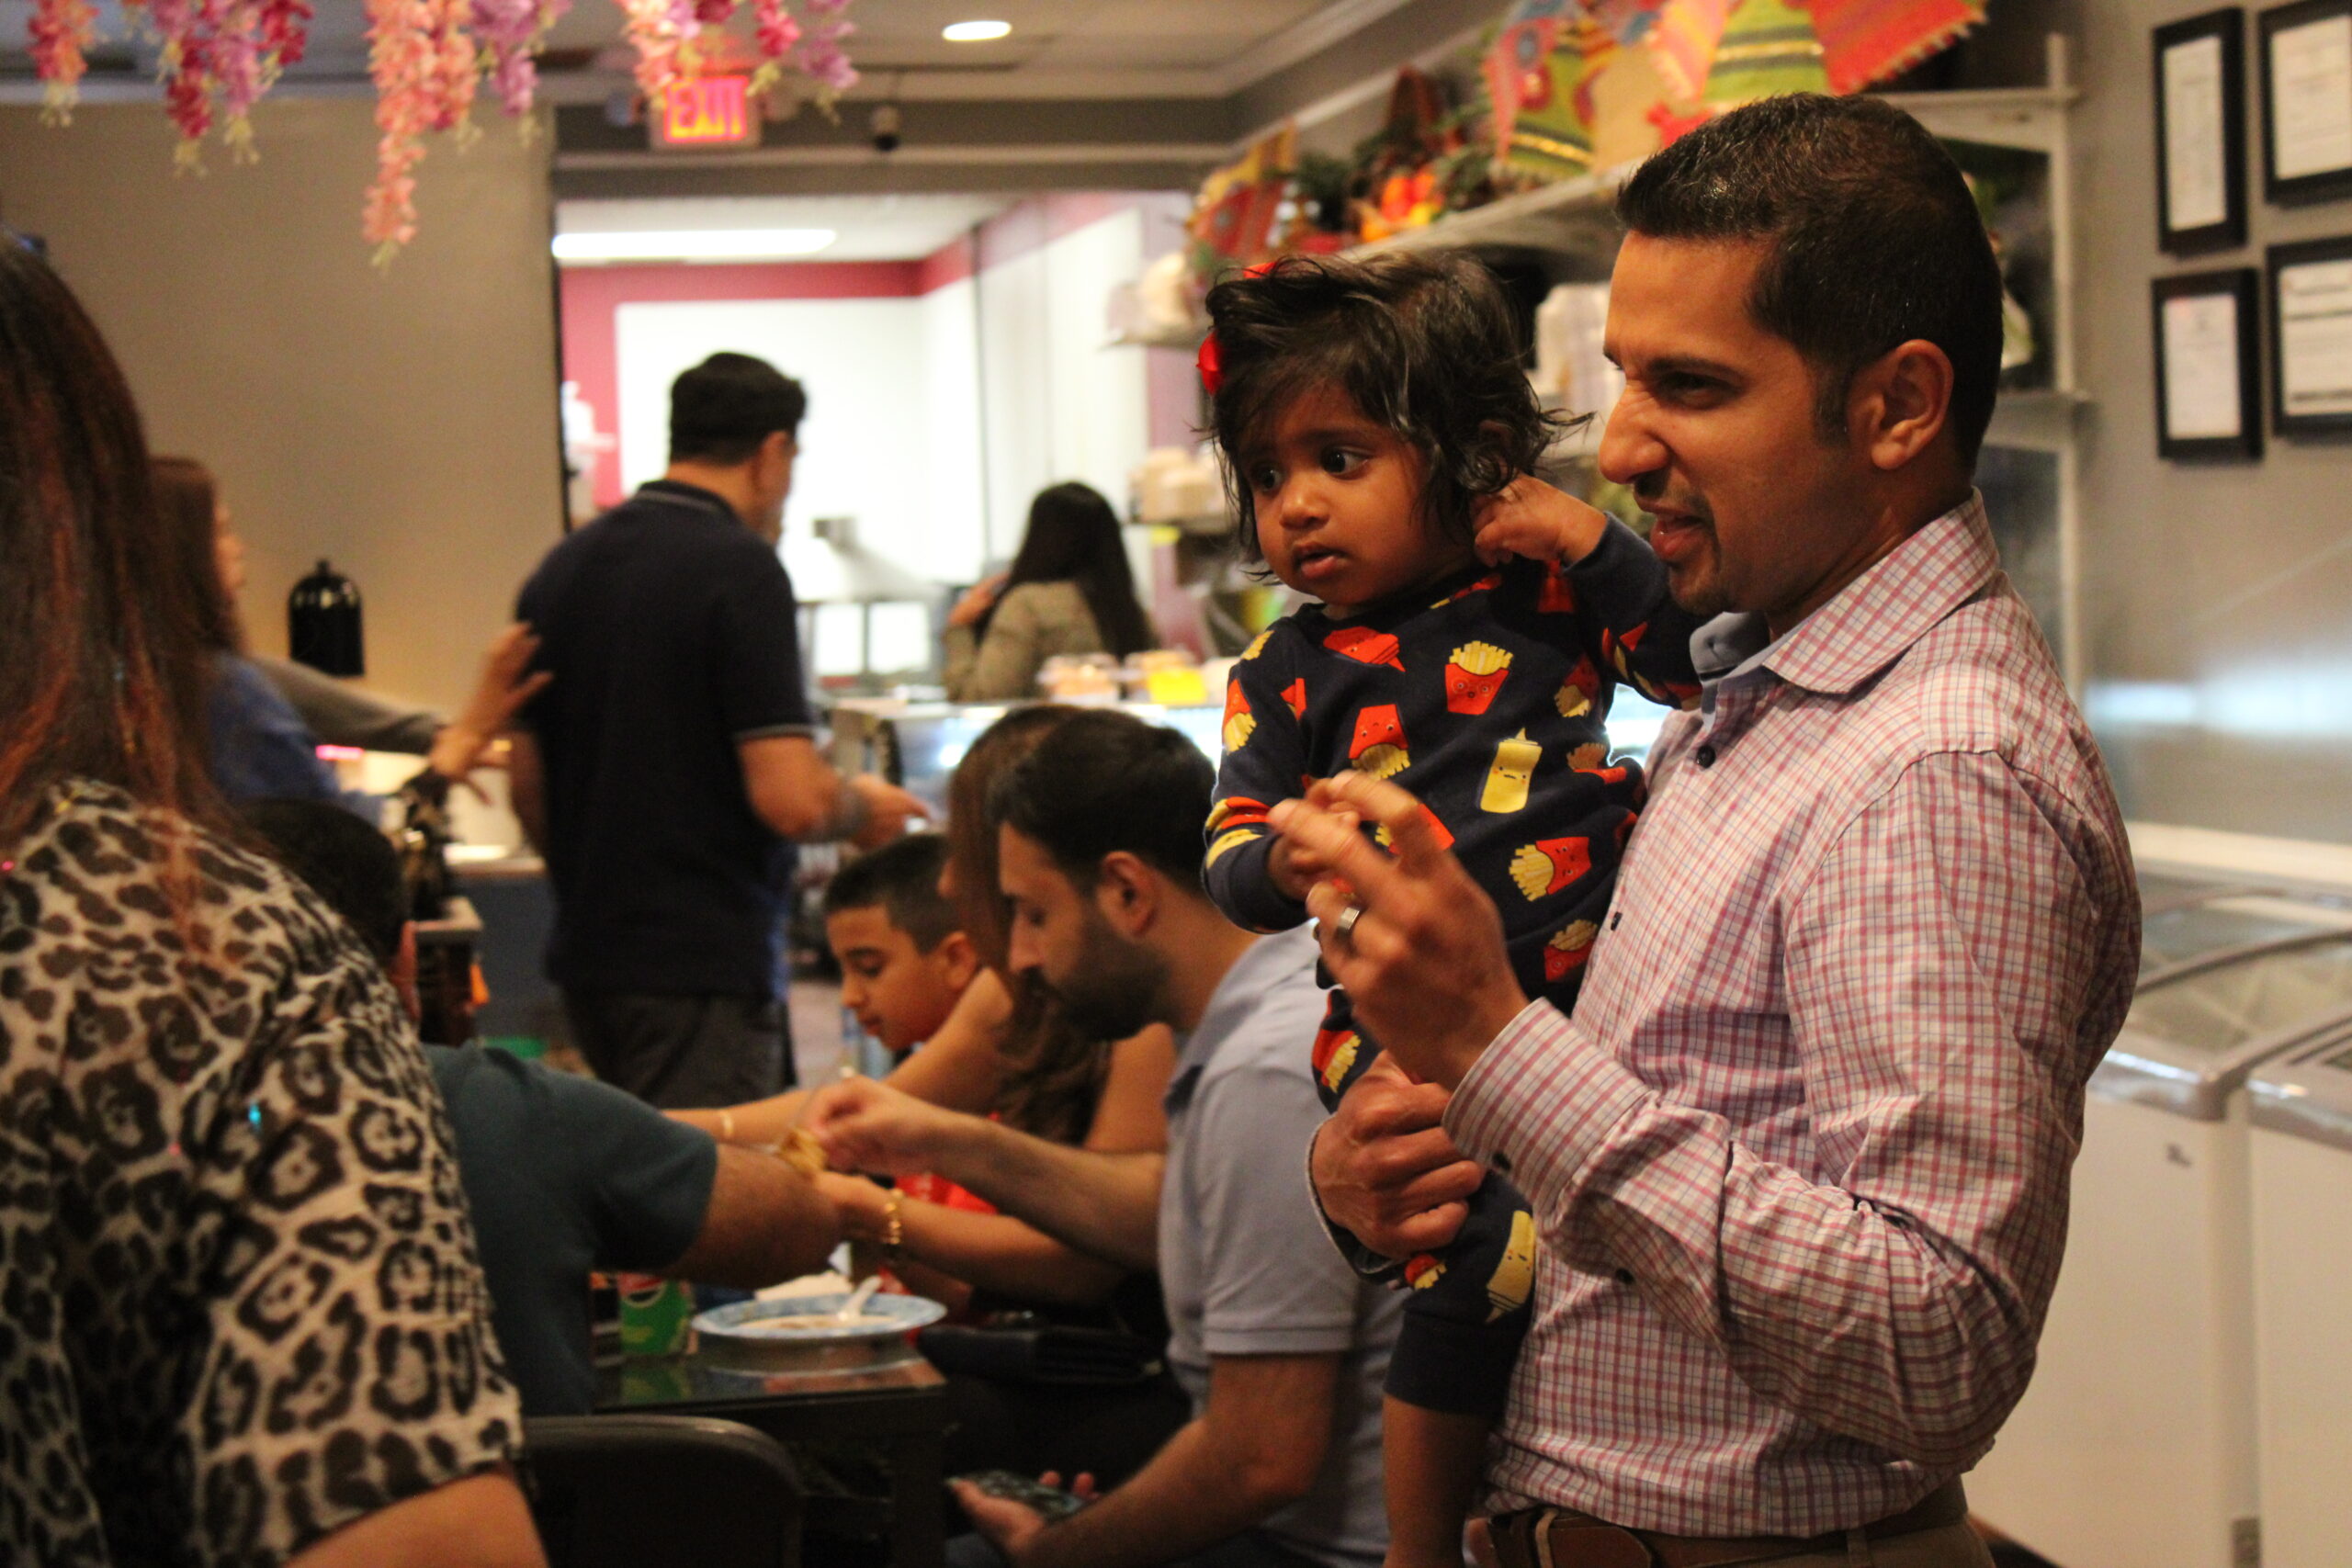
[1271,96,2140,1568]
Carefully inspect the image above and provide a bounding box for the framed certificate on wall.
[2260,0,2352,203]
[2268,235,2352,434]
[2154,269,2265,458]
[2158,10,2248,253]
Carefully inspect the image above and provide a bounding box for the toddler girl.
[1199,252,1702,1568]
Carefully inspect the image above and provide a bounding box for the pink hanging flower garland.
[363,0,438,260]
[474,0,572,121]
[746,0,800,96]
[28,0,98,122]
[797,0,856,100]
[23,0,853,254]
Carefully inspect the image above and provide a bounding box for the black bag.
[916,1322,1163,1388]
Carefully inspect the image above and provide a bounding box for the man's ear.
[933,930,981,994]
[1091,852,1160,938]
[1849,338,1954,473]
[390,922,422,1024]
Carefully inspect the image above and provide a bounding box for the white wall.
[974,207,1154,565]
[919,276,989,583]
[608,201,1155,596]
[614,297,952,588]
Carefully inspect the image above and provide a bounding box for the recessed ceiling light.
[942,19,1012,41]
[550,228,838,264]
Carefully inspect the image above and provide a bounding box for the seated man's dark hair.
[669,351,808,466]
[821,831,959,952]
[1204,252,1568,562]
[988,709,1214,887]
[239,799,406,964]
[1616,93,2003,466]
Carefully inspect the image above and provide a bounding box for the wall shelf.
[1326,38,2086,688]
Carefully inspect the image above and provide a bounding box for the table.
[594,1353,950,1568]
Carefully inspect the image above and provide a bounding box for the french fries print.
[1323,625,1406,671]
[1543,920,1599,982]
[1555,657,1600,719]
[1509,836,1591,900]
[1349,705,1409,780]
[1445,641,1513,715]
[1222,679,1256,752]
[1312,1024,1362,1098]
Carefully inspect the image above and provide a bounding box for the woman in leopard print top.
[0,242,538,1565]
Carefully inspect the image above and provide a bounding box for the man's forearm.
[930,1118,1161,1274]
[1019,1419,1281,1568]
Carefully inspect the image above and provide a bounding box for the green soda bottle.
[616,1274,695,1357]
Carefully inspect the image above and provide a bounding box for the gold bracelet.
[718,1109,737,1143]
[880,1190,905,1260]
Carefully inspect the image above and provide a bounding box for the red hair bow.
[1196,333,1223,397]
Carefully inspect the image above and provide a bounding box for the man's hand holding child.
[1472,477,1611,569]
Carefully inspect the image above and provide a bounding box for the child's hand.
[1268,832,1317,903]
[1268,800,1362,903]
[1474,478,1610,569]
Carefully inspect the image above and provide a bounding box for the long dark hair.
[943,704,1109,1147]
[0,239,222,858]
[978,482,1154,660]
[152,455,245,654]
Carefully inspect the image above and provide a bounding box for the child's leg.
[1381,1177,1536,1568]
[1383,1400,1490,1568]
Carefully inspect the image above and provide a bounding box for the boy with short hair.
[821,832,978,1057]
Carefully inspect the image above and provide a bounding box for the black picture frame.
[2158,10,2249,253]
[2154,268,2265,458]
[2259,0,2352,205]
[2267,234,2352,434]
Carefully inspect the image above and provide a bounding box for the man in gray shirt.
[808,710,1398,1568]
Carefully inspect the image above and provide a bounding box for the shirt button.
[1695,744,1716,768]
[1613,1269,1634,1286]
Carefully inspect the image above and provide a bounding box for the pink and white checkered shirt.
[1445,494,2140,1537]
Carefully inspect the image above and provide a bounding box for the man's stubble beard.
[1037,908,1170,1043]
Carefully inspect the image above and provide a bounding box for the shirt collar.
[634,479,739,521]
[1168,928,1317,1104]
[1754,491,1998,697]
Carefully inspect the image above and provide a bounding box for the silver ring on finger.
[1332,903,1364,943]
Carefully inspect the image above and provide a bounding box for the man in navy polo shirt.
[513,351,924,1108]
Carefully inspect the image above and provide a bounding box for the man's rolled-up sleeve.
[1446,750,2115,1469]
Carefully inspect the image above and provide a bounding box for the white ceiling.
[554,192,1011,257]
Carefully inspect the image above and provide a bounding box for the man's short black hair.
[669,351,808,466]
[988,710,1214,889]
[821,832,958,953]
[1616,93,2003,466]
[1204,252,1569,562]
[240,799,406,964]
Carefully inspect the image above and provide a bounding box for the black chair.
[525,1414,805,1568]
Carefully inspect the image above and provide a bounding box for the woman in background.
[944,481,1156,700]
[0,233,539,1567]
[153,453,541,812]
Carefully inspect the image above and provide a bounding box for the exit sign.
[651,75,758,150]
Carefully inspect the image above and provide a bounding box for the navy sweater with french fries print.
[1204,519,1703,1024]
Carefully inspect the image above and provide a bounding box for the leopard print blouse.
[0,781,521,1566]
